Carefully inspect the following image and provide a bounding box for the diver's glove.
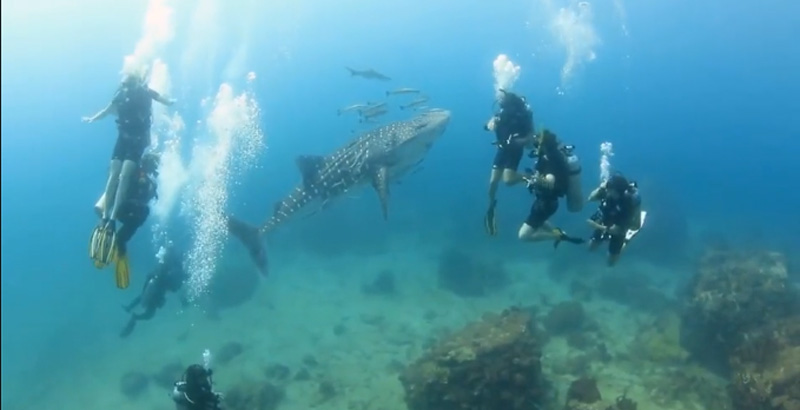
[525,173,555,191]
[484,116,498,132]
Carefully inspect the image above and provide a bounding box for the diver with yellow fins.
[83,70,174,285]
[90,152,160,288]
[517,128,586,247]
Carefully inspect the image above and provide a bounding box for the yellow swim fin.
[89,222,117,268]
[114,251,131,289]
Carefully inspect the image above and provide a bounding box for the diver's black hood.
[498,89,527,111]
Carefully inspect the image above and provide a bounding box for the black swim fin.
[227,215,269,276]
[553,228,586,248]
[119,317,136,338]
[484,200,498,236]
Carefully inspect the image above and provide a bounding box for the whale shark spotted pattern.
[227,108,451,274]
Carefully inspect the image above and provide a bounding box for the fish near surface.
[226,109,452,274]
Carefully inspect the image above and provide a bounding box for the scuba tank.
[561,144,584,213]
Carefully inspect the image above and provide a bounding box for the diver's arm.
[82,102,115,123]
[587,185,606,202]
[521,130,537,150]
[484,115,501,132]
[587,219,606,231]
[149,88,176,106]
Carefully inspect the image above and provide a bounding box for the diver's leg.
[607,235,625,266]
[488,169,502,204]
[94,193,106,218]
[133,305,157,321]
[123,296,142,312]
[588,229,604,251]
[485,160,503,235]
[501,147,526,186]
[110,160,138,221]
[115,207,146,254]
[518,198,559,242]
[101,160,123,220]
[502,169,525,186]
[518,224,560,242]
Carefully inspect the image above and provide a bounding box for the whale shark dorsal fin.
[296,155,326,188]
[371,165,390,220]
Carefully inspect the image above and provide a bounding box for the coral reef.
[639,364,732,409]
[399,307,549,410]
[679,249,800,409]
[565,377,602,405]
[436,248,510,297]
[562,377,639,410]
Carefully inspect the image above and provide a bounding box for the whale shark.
[227,108,451,274]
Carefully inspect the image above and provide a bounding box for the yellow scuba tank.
[562,145,584,213]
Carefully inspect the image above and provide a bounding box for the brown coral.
[399,307,548,410]
[679,249,800,409]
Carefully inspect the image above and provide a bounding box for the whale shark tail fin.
[227,215,268,276]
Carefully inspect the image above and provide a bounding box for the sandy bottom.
[10,233,727,410]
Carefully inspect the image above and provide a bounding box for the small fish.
[345,67,391,81]
[386,88,421,96]
[359,109,388,122]
[359,102,387,115]
[400,97,429,110]
[337,103,371,116]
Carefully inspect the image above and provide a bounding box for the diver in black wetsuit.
[171,364,224,410]
[587,173,643,266]
[120,245,187,338]
[483,90,537,236]
[518,129,585,247]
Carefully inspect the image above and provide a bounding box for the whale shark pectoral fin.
[371,165,390,220]
[295,155,326,189]
[227,215,268,276]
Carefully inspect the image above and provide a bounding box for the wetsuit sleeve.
[147,87,161,100]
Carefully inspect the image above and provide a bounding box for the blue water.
[2,0,799,408]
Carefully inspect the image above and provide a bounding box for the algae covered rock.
[679,249,800,409]
[728,316,800,410]
[680,250,798,373]
[399,307,548,410]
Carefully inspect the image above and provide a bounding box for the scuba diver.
[518,129,586,246]
[120,244,187,338]
[92,152,160,288]
[586,173,644,266]
[83,70,174,270]
[483,89,536,236]
[171,363,224,410]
